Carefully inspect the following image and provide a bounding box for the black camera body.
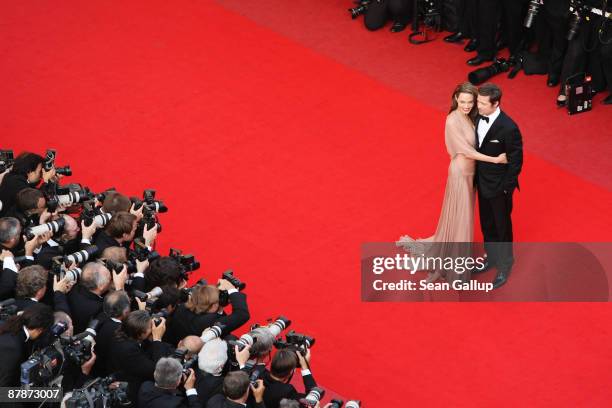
[0,149,14,173]
[65,375,129,408]
[44,149,72,177]
[169,248,200,282]
[0,298,18,320]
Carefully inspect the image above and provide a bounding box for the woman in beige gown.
[397,83,507,283]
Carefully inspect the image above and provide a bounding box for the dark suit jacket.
[93,231,125,256]
[0,173,33,217]
[92,316,121,377]
[110,338,173,405]
[0,330,29,386]
[0,268,18,301]
[137,381,201,408]
[207,394,265,408]
[195,370,224,407]
[67,285,104,334]
[262,370,317,408]
[164,292,249,346]
[475,111,523,198]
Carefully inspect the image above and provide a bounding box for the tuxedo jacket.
[137,381,201,408]
[475,110,523,198]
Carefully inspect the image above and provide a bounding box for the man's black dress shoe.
[467,55,493,66]
[464,39,478,52]
[547,74,560,87]
[444,32,465,43]
[472,260,492,275]
[390,21,407,33]
[603,94,612,105]
[492,271,509,289]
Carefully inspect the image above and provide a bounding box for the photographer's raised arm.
[216,278,250,334]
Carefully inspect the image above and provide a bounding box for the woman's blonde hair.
[186,285,220,314]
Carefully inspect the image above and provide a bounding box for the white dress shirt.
[477,107,501,148]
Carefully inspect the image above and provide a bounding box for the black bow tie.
[479,115,490,123]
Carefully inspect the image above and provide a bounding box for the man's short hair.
[279,399,301,408]
[102,192,131,215]
[118,310,151,340]
[16,265,48,298]
[105,211,136,239]
[478,83,502,105]
[80,262,111,291]
[144,257,184,291]
[154,357,183,389]
[271,349,298,378]
[250,327,275,358]
[100,246,128,263]
[186,285,219,314]
[198,338,228,375]
[0,217,21,244]
[16,188,44,212]
[103,290,131,319]
[223,371,250,400]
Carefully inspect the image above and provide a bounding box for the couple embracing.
[398,82,523,290]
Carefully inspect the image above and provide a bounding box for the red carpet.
[2,0,611,406]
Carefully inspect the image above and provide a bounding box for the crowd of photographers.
[349,0,612,109]
[0,150,359,408]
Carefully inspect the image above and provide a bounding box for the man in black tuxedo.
[474,83,523,289]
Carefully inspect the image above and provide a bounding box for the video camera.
[64,375,130,408]
[43,148,72,177]
[20,320,99,387]
[0,149,14,173]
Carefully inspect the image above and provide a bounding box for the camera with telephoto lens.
[200,322,227,343]
[0,149,14,173]
[24,217,66,240]
[523,0,543,28]
[63,245,98,266]
[300,387,326,407]
[348,0,371,19]
[60,319,100,366]
[0,298,18,320]
[65,375,130,408]
[94,187,116,203]
[43,149,72,177]
[50,259,82,283]
[468,58,510,85]
[45,183,93,212]
[81,200,112,228]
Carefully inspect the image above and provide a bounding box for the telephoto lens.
[267,316,291,337]
[64,245,98,266]
[63,267,83,283]
[132,286,163,301]
[468,58,510,85]
[345,401,362,408]
[25,218,66,240]
[300,387,326,407]
[200,323,227,343]
[524,0,543,28]
[93,213,112,227]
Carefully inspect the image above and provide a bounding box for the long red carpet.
[2,0,611,406]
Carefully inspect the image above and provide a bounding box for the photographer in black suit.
[92,290,131,377]
[67,261,112,333]
[164,278,250,345]
[0,152,51,217]
[110,310,173,406]
[474,83,523,289]
[207,371,266,408]
[0,303,54,386]
[263,348,317,408]
[138,357,200,408]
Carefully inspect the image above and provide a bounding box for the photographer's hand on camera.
[0,249,13,262]
[151,317,167,341]
[217,278,237,292]
[42,166,56,184]
[236,344,251,368]
[184,368,197,391]
[53,273,74,294]
[112,265,128,291]
[143,223,157,248]
[80,349,97,376]
[297,347,311,371]
[80,219,98,242]
[24,231,52,257]
[251,379,265,403]
[129,202,144,221]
